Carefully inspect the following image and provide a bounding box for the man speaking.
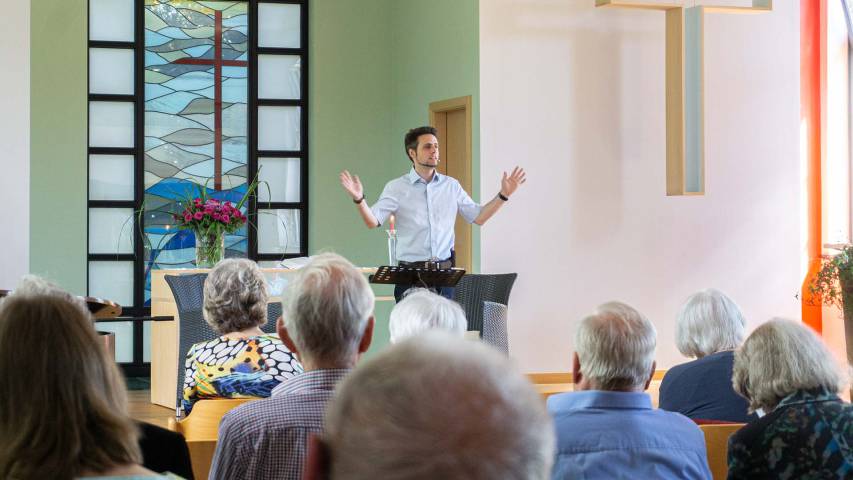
[340,126,526,301]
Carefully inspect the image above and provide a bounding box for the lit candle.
[389,214,396,234]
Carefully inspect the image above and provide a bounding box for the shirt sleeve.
[455,182,482,224]
[370,181,399,226]
[181,344,198,415]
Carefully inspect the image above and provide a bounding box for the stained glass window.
[87,0,309,370]
[143,1,250,303]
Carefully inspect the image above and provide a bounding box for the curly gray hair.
[733,319,844,412]
[202,258,269,335]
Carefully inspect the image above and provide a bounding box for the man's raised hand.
[500,167,527,198]
[339,170,364,201]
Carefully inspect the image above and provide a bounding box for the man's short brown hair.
[404,126,438,162]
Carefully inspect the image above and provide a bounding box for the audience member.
[728,319,853,479]
[548,302,711,479]
[0,295,176,479]
[7,275,193,477]
[9,273,89,311]
[182,258,302,415]
[209,253,375,479]
[389,288,467,342]
[303,331,555,480]
[659,289,754,422]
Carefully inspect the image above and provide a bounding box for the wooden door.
[430,96,472,272]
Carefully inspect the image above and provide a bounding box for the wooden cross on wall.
[596,0,772,195]
[172,10,248,191]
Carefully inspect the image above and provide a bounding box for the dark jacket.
[727,389,853,479]
[659,350,754,423]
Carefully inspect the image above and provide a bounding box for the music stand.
[369,265,466,289]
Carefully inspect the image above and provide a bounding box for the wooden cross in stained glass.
[173,9,247,191]
[596,0,772,195]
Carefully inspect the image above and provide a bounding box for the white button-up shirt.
[371,168,482,262]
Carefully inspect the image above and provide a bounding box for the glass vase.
[195,232,225,268]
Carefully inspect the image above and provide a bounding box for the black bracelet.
[498,192,509,202]
[353,195,365,204]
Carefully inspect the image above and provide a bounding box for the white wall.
[0,0,30,288]
[479,0,801,372]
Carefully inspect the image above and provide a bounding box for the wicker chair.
[165,274,279,414]
[452,273,517,335]
[482,301,509,355]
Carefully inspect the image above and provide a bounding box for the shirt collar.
[776,388,840,409]
[407,167,441,184]
[550,390,653,411]
[271,368,350,396]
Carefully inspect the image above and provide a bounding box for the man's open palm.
[340,170,364,200]
[501,167,527,197]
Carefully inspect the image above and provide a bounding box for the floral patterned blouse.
[727,388,853,479]
[181,334,302,415]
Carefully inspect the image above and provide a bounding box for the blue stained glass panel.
[143,1,249,305]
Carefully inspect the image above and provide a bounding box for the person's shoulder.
[648,409,705,439]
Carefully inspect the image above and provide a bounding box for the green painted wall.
[30,0,88,295]
[308,0,398,351]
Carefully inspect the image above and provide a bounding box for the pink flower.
[212,214,222,221]
[224,201,233,208]
[193,212,204,221]
[194,198,202,205]
[222,214,230,223]
[184,213,192,222]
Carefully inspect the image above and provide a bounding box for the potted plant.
[807,244,853,326]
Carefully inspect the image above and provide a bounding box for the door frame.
[429,95,473,271]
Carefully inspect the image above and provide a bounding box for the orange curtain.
[800,0,825,334]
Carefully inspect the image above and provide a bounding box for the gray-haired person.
[548,302,711,480]
[181,258,301,416]
[659,289,754,422]
[209,253,375,480]
[303,331,555,480]
[389,288,467,343]
[727,319,853,479]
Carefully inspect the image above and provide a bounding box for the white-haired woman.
[389,288,467,343]
[658,289,754,422]
[728,319,853,479]
[182,258,302,415]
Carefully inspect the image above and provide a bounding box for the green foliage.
[807,245,853,309]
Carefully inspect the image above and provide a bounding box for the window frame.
[86,0,309,375]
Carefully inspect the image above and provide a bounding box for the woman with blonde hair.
[727,319,853,478]
[0,294,174,479]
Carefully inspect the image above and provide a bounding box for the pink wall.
[478,0,802,372]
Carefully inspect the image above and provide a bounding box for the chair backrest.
[168,398,254,441]
[453,273,517,334]
[482,301,509,355]
[264,302,282,334]
[166,274,214,412]
[167,398,254,480]
[700,423,744,480]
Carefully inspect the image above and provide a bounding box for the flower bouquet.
[174,191,249,268]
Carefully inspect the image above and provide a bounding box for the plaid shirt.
[208,368,350,480]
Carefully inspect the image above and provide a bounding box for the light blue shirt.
[548,390,711,480]
[371,168,481,262]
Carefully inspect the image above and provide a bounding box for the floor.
[128,389,174,429]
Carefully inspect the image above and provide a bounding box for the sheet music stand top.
[370,266,466,288]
